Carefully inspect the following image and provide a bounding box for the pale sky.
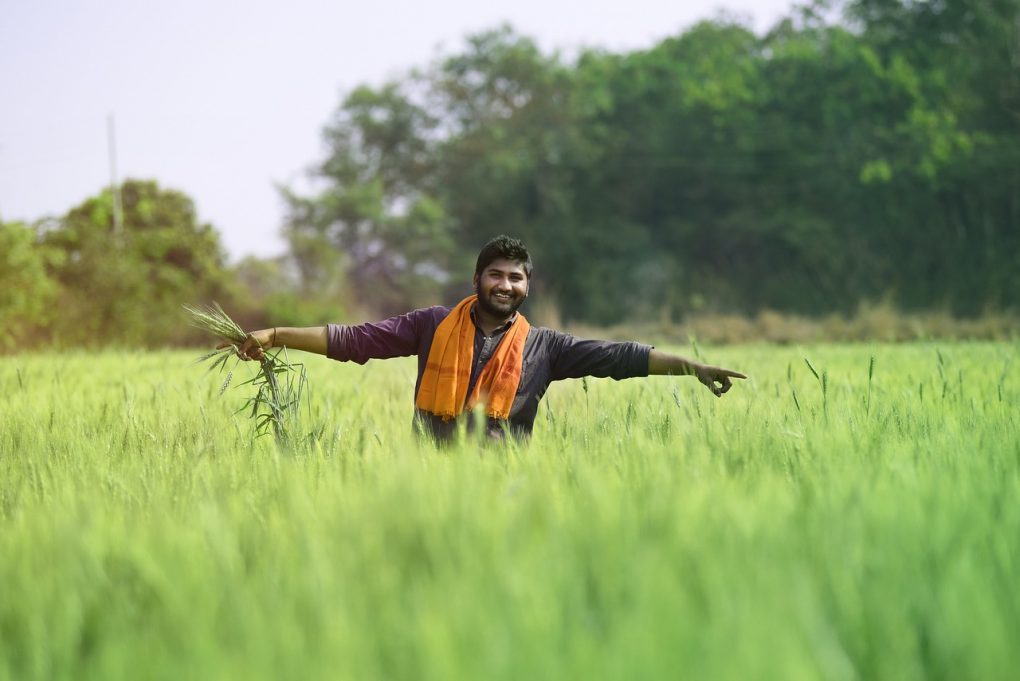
[1,0,798,262]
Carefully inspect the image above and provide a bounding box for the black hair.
[474,235,533,279]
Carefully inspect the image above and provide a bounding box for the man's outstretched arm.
[647,349,747,397]
[220,327,328,361]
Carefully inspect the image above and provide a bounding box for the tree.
[0,220,60,350]
[838,0,1020,310]
[43,179,231,346]
[282,82,454,316]
[431,26,587,310]
[575,20,767,319]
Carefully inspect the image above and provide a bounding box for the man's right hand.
[218,328,275,361]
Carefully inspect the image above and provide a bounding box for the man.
[229,235,746,441]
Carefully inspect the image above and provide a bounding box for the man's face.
[473,258,529,319]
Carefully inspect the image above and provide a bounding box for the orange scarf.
[415,295,531,421]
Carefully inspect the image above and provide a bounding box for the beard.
[475,283,526,319]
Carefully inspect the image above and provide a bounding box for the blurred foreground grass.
[1,343,1018,680]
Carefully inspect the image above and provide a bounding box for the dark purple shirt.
[326,306,651,439]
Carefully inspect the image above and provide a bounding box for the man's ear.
[472,273,479,289]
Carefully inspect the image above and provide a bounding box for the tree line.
[282,0,1020,324]
[3,0,1018,348]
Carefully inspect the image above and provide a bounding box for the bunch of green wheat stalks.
[184,302,308,444]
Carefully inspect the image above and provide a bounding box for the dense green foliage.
[285,0,1020,321]
[0,181,238,350]
[0,221,60,350]
[37,180,232,347]
[1,343,1018,679]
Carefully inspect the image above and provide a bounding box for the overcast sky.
[1,0,798,262]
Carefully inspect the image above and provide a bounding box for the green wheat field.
[2,342,1018,680]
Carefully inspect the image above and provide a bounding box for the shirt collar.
[470,306,517,335]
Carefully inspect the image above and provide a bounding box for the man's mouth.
[492,292,513,302]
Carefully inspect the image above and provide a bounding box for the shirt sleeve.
[548,332,652,381]
[326,308,431,364]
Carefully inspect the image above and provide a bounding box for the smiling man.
[230,235,746,441]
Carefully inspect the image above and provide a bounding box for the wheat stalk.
[184,302,307,445]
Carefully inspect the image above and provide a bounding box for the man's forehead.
[483,258,527,274]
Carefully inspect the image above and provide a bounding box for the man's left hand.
[694,364,747,397]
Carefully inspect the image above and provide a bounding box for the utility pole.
[107,114,123,236]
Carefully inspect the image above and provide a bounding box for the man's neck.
[473,306,514,336]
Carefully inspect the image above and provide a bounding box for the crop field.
[1,342,1018,680]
